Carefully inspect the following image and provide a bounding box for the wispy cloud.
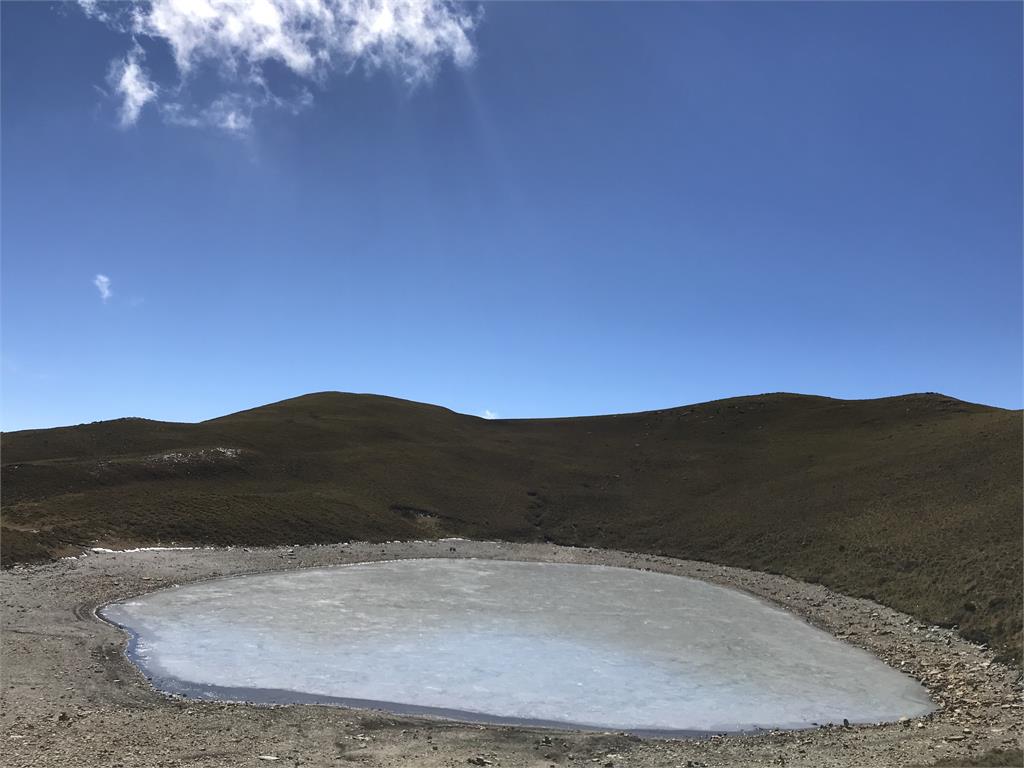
[1,357,54,383]
[93,274,112,302]
[482,409,498,420]
[107,45,158,127]
[81,0,480,134]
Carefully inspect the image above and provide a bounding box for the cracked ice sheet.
[101,559,933,733]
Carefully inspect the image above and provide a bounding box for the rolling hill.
[2,391,1020,661]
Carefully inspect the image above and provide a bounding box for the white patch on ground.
[151,447,243,463]
[90,547,209,554]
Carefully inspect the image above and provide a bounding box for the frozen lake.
[101,559,933,734]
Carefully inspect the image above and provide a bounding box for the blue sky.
[2,1,1021,431]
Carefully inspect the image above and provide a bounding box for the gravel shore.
[2,539,1020,767]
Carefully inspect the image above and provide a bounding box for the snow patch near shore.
[89,546,209,554]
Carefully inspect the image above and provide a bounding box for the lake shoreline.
[3,539,1020,767]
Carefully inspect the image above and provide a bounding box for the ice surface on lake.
[102,559,933,732]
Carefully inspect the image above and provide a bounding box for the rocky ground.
[1,540,1020,767]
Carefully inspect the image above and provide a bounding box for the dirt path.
[2,540,1020,767]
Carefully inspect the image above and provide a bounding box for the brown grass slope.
[2,391,1020,661]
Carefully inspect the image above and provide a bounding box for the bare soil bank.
[2,540,1020,767]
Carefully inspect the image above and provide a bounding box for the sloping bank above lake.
[4,392,1021,664]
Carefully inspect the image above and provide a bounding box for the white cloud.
[482,409,498,420]
[108,46,159,126]
[203,95,254,133]
[93,274,113,302]
[82,0,480,133]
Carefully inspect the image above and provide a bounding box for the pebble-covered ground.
[2,540,1020,767]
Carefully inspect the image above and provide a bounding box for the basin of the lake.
[100,559,933,734]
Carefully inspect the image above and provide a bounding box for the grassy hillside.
[2,391,1020,661]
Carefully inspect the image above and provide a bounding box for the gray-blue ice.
[101,559,934,732]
